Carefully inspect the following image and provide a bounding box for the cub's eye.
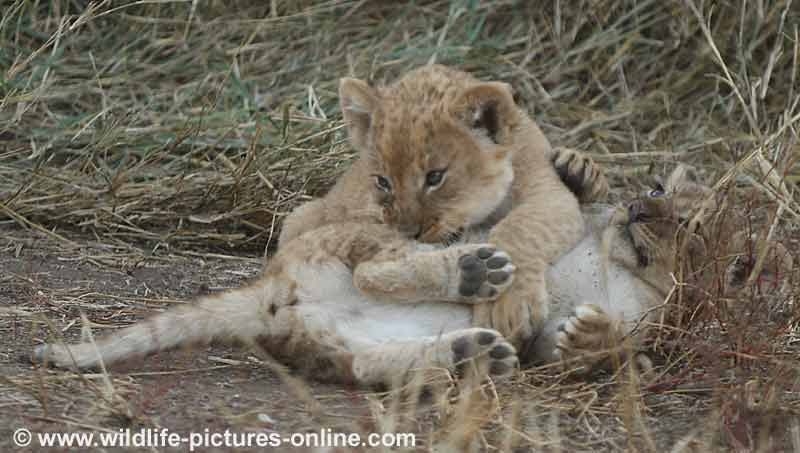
[425,169,447,188]
[648,188,665,198]
[374,175,392,192]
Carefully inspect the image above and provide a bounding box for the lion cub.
[280,65,586,347]
[527,165,793,372]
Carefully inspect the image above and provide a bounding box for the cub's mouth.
[626,199,652,224]
[445,228,464,245]
[416,216,466,244]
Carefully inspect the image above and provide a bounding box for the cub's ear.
[454,82,519,145]
[339,77,379,152]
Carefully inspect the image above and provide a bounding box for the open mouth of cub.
[627,200,653,224]
[622,203,651,267]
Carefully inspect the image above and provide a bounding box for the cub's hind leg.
[350,328,518,387]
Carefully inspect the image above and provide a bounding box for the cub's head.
[608,165,717,293]
[339,66,520,243]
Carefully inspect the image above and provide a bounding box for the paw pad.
[457,246,515,301]
[450,329,518,380]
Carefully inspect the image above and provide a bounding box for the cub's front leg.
[473,146,609,349]
[473,145,615,351]
[353,243,516,304]
[475,174,584,348]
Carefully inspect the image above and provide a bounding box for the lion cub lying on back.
[36,163,772,386]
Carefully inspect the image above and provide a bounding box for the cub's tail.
[32,282,273,370]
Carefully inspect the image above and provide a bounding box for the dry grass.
[2,0,800,451]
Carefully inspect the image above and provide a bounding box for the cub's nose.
[398,223,423,240]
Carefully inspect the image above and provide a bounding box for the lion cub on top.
[280,65,587,347]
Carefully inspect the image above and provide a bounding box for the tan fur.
[280,65,585,347]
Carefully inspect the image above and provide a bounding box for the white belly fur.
[547,233,648,327]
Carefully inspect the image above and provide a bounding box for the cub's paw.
[449,328,518,380]
[724,237,794,296]
[555,304,620,374]
[724,254,754,293]
[456,245,515,302]
[551,147,609,203]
